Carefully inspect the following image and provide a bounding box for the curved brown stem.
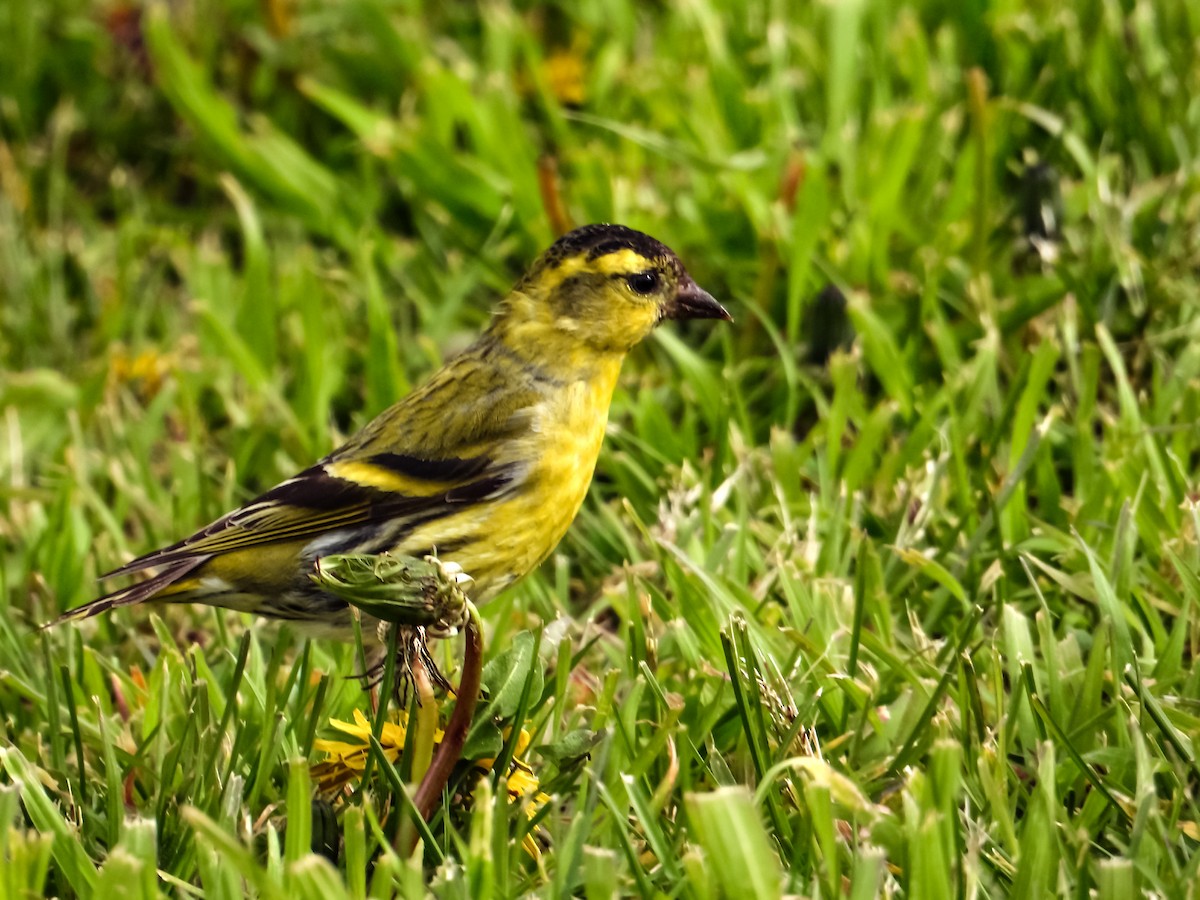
[397,601,483,856]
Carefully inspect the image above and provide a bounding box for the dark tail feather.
[101,542,195,580]
[47,556,210,628]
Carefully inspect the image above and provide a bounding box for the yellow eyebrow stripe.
[324,460,457,496]
[537,248,654,292]
[592,248,651,275]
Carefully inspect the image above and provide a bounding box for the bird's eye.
[626,271,659,295]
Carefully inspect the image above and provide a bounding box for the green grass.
[4,0,1200,895]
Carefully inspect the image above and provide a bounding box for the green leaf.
[0,748,98,896]
[846,294,913,416]
[479,631,542,720]
[685,788,782,900]
[463,722,504,761]
[537,729,604,766]
[891,547,967,605]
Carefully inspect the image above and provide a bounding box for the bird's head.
[495,224,730,360]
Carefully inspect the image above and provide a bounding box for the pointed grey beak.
[665,277,732,322]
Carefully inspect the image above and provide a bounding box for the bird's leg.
[364,624,452,703]
[407,640,439,783]
[410,627,453,693]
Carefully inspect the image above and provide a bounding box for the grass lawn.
[4,0,1200,896]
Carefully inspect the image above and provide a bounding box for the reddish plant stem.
[397,602,483,856]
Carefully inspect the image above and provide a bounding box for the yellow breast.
[396,356,623,600]
[519,373,617,551]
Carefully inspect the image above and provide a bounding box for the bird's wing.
[100,449,523,579]
[99,356,546,579]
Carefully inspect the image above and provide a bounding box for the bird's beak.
[665,276,733,322]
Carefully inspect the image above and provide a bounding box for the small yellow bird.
[57,224,729,635]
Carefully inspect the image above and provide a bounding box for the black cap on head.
[541,224,676,269]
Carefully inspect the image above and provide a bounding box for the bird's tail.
[46,556,210,627]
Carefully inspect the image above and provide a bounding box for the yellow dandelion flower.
[311,708,446,794]
[477,727,551,816]
[501,768,550,861]
[542,48,586,107]
[109,346,172,400]
[312,709,550,856]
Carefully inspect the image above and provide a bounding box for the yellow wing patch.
[324,460,460,497]
[155,577,202,597]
